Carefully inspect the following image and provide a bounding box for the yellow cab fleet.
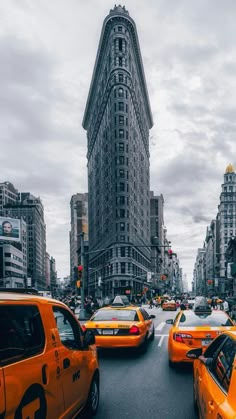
[187,330,236,419]
[0,289,99,418]
[84,295,155,353]
[166,296,236,368]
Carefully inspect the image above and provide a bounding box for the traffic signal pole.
[79,232,86,320]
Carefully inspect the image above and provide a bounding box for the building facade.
[218,164,236,294]
[0,182,18,213]
[69,193,88,282]
[83,5,153,298]
[150,192,165,291]
[2,192,46,289]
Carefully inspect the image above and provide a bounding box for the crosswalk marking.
[155,321,165,331]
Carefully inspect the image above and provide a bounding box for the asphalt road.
[79,306,199,419]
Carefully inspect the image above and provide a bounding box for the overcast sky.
[1,0,236,285]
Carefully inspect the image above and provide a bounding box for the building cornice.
[83,9,153,130]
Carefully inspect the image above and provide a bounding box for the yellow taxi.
[84,296,155,353]
[166,298,236,368]
[162,299,177,311]
[0,289,99,418]
[187,331,236,419]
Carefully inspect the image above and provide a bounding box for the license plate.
[102,329,113,335]
[202,339,212,346]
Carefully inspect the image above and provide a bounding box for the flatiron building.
[83,5,153,298]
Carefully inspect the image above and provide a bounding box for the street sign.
[147,272,152,282]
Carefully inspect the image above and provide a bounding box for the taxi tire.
[139,335,148,354]
[168,359,175,369]
[193,383,198,413]
[85,374,99,416]
[150,328,155,341]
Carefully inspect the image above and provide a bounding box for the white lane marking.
[158,335,165,347]
[155,321,165,331]
[155,334,168,337]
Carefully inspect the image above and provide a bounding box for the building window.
[119,169,125,178]
[119,129,124,138]
[120,223,125,232]
[119,102,124,111]
[118,26,122,32]
[119,73,123,82]
[119,182,125,192]
[118,88,124,97]
[118,156,124,165]
[120,209,125,218]
[119,142,124,152]
[119,115,124,125]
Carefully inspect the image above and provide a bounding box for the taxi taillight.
[129,325,140,335]
[174,333,193,343]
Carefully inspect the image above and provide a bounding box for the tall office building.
[83,5,153,297]
[3,192,46,289]
[218,164,236,294]
[69,193,88,280]
[150,192,165,290]
[0,182,18,214]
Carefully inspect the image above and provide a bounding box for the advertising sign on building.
[0,217,21,242]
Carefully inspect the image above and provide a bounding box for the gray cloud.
[1,0,236,284]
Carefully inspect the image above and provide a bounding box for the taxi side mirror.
[84,330,95,347]
[166,319,174,325]
[186,348,203,359]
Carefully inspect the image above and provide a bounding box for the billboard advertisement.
[0,217,21,242]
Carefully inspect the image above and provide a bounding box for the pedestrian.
[222,299,229,313]
[211,299,216,309]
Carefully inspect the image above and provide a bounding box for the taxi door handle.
[42,364,48,385]
[208,401,214,412]
[63,358,70,369]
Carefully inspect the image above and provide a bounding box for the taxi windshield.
[91,309,139,321]
[179,311,233,327]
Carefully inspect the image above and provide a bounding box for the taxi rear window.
[0,305,45,366]
[91,309,139,321]
[179,311,234,327]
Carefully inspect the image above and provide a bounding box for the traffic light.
[168,249,173,259]
[78,265,83,286]
[77,280,81,288]
[73,266,78,281]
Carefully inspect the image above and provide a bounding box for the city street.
[79,306,198,419]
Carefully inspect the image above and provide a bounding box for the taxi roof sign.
[193,296,211,313]
[111,295,130,307]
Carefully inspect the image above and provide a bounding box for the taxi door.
[197,361,224,419]
[140,308,153,337]
[198,336,235,418]
[0,303,64,419]
[52,306,91,417]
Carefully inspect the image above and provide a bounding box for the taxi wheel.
[85,374,99,416]
[168,358,175,369]
[139,335,148,354]
[150,328,155,341]
[193,383,198,412]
